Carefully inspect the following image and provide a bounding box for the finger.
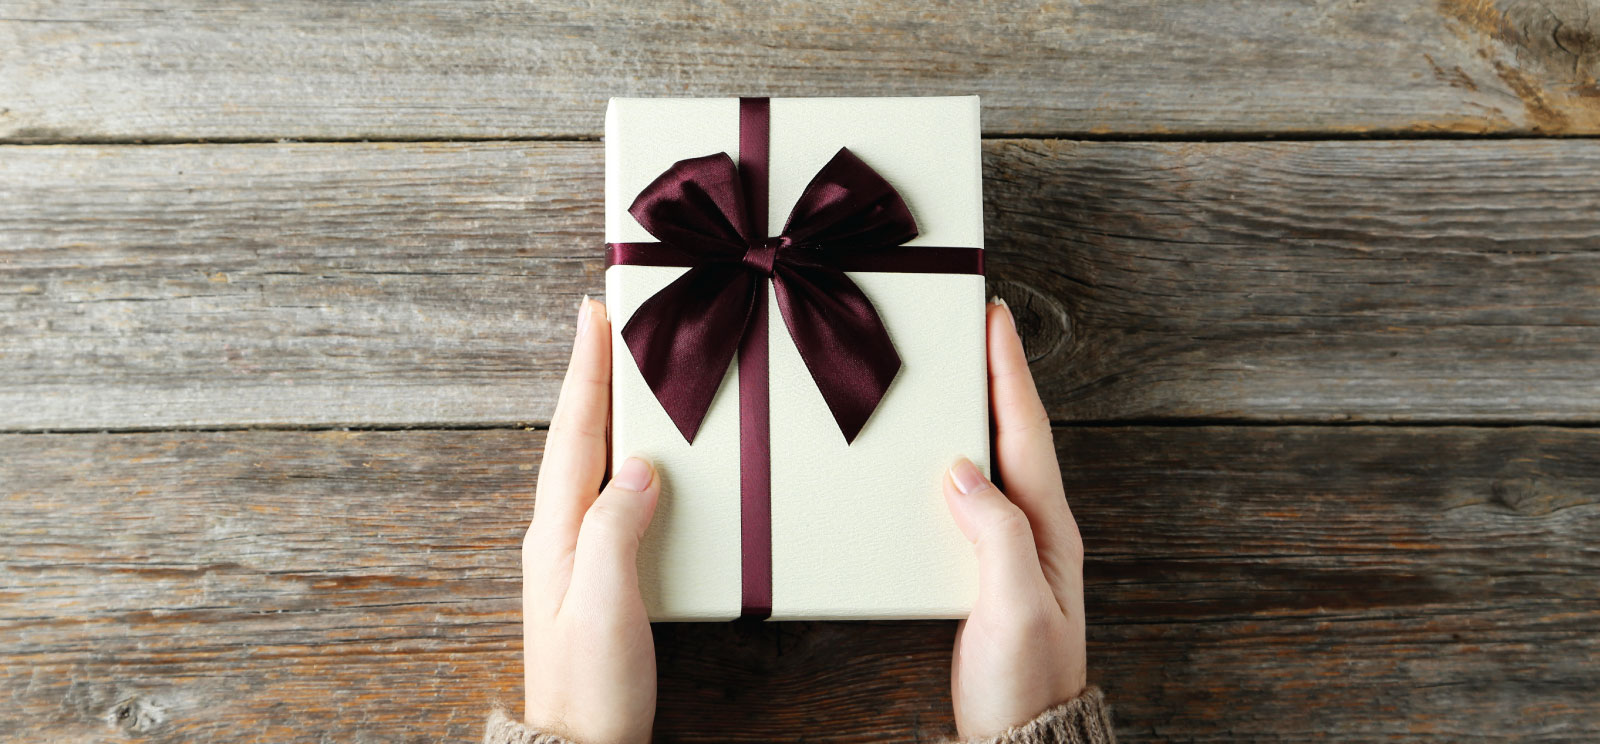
[986,298,1077,558]
[521,522,575,621]
[534,296,613,538]
[988,298,1086,610]
[564,456,660,615]
[944,457,1052,610]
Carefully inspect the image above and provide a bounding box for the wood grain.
[2,427,1595,742]
[0,141,601,430]
[987,138,1600,423]
[5,0,1600,141]
[4,139,1599,430]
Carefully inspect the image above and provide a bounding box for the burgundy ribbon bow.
[613,146,918,444]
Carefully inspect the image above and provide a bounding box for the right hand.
[943,297,1088,739]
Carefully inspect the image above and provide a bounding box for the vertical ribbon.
[736,97,773,619]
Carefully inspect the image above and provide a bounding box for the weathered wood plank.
[989,138,1600,423]
[4,139,1599,429]
[0,142,600,429]
[1,427,1596,742]
[4,0,1600,141]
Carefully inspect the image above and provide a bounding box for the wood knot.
[1503,0,1600,72]
[108,696,165,735]
[1439,0,1600,64]
[988,279,1074,364]
[1489,475,1583,517]
[1437,0,1600,130]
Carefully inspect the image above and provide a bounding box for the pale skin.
[522,295,1086,743]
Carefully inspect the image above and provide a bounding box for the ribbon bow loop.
[619,147,915,445]
[629,153,754,257]
[781,147,920,254]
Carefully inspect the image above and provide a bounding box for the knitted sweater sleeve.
[482,708,578,744]
[482,687,1113,744]
[945,687,1115,744]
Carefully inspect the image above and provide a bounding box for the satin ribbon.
[606,97,984,618]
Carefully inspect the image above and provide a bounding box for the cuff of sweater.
[956,687,1115,744]
[483,707,579,744]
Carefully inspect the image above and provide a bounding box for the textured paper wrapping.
[604,96,988,621]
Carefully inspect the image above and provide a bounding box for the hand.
[521,296,660,744]
[943,297,1088,739]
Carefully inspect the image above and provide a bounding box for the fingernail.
[989,294,1015,329]
[575,294,592,341]
[949,458,989,495]
[612,457,653,492]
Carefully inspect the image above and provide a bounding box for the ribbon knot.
[615,146,920,445]
[742,236,783,276]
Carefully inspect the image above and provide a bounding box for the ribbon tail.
[620,263,760,443]
[770,264,901,444]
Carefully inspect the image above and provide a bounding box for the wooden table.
[3,2,1598,741]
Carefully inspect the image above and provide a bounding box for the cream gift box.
[604,96,989,621]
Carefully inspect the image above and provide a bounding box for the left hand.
[520,296,660,744]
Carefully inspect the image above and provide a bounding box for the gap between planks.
[11,131,1600,147]
[11,419,1600,437]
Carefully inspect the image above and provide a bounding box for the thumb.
[944,457,1050,608]
[568,456,661,601]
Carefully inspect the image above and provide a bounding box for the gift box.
[604,96,989,621]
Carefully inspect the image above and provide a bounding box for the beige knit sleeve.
[949,687,1116,744]
[482,708,578,744]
